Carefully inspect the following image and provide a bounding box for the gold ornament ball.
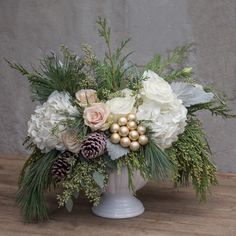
[110,123,120,133]
[130,141,140,151]
[129,130,139,141]
[118,116,128,126]
[137,125,146,135]
[138,135,149,146]
[120,137,131,148]
[110,133,121,144]
[119,126,129,137]
[127,121,137,130]
[127,113,136,121]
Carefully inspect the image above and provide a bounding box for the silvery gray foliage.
[65,198,73,212]
[171,82,214,107]
[106,139,130,160]
[93,171,105,189]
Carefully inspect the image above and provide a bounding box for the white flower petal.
[137,75,188,149]
[106,89,135,115]
[27,91,79,152]
[141,70,174,105]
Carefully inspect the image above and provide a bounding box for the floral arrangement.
[7,18,235,222]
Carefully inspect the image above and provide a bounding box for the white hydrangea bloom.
[27,91,78,152]
[137,70,187,149]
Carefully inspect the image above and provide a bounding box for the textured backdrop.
[0,0,235,172]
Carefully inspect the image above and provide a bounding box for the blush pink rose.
[83,103,110,131]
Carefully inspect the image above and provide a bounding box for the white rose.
[141,70,174,106]
[106,89,136,115]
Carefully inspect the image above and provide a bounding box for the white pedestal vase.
[92,167,148,219]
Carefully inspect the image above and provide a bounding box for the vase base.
[92,193,144,219]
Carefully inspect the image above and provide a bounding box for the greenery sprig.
[188,88,236,118]
[145,44,192,81]
[6,46,86,102]
[57,156,109,208]
[167,117,218,201]
[17,149,59,222]
[95,17,134,97]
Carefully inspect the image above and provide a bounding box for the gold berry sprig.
[109,113,148,151]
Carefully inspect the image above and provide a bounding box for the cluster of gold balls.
[110,113,149,151]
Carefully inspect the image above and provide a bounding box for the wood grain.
[0,156,236,236]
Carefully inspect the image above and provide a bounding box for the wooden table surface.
[0,156,236,236]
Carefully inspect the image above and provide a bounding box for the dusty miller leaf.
[73,192,79,199]
[171,82,214,107]
[93,171,105,189]
[106,139,130,160]
[65,198,73,212]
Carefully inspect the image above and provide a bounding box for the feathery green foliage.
[6,46,86,102]
[145,44,192,81]
[167,117,217,201]
[57,156,109,208]
[17,150,59,222]
[188,88,236,118]
[95,17,134,98]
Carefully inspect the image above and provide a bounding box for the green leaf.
[93,171,105,189]
[166,117,218,201]
[65,198,73,212]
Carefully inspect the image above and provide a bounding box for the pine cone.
[81,132,106,159]
[52,151,72,181]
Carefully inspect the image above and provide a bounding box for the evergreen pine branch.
[6,46,86,102]
[143,140,172,180]
[145,44,192,81]
[16,150,59,222]
[18,147,43,186]
[5,59,29,76]
[166,117,218,201]
[96,17,133,95]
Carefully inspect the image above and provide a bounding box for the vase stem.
[92,167,146,219]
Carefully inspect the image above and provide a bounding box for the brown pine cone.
[80,132,106,159]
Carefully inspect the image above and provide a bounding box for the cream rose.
[75,89,97,107]
[106,89,135,115]
[141,70,174,106]
[61,129,81,153]
[83,103,110,131]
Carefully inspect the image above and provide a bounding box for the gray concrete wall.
[0,0,235,172]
